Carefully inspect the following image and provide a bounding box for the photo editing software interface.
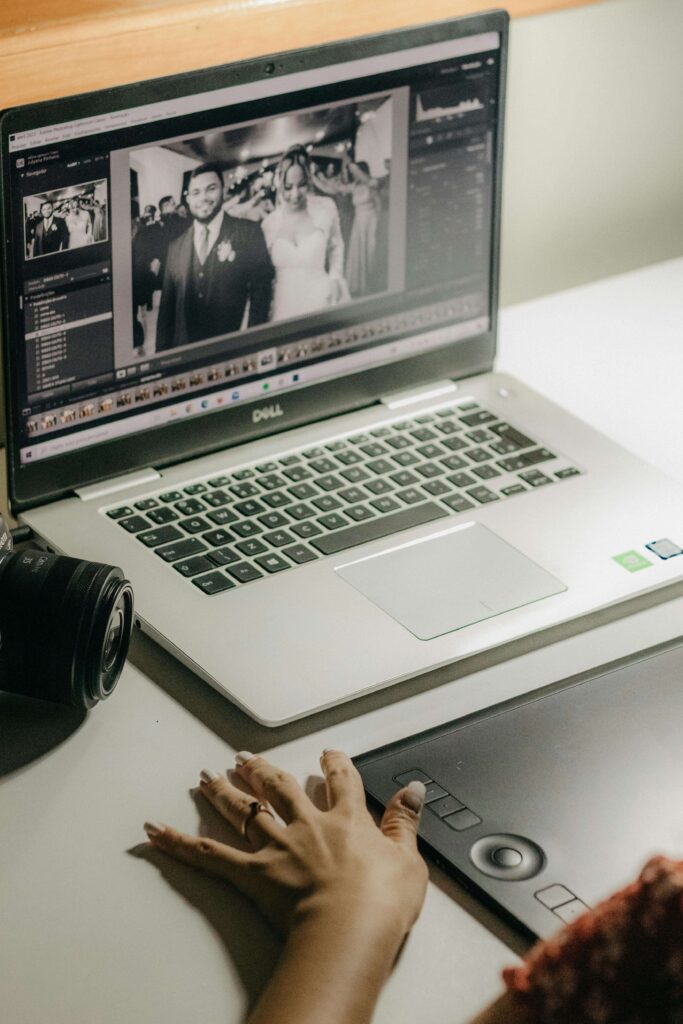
[7,31,500,466]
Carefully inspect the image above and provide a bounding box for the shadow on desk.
[0,692,85,777]
[128,580,683,754]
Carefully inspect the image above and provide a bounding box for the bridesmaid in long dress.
[261,146,349,322]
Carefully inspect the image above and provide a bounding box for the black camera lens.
[0,549,134,709]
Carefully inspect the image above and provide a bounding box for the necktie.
[197,225,210,265]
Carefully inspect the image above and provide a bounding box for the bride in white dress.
[261,146,349,322]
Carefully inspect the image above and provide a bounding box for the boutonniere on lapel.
[217,240,236,263]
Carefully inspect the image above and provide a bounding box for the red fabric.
[503,856,683,1023]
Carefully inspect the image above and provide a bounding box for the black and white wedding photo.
[24,178,108,260]
[129,94,392,356]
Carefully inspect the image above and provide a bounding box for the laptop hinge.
[74,467,161,502]
[379,379,458,411]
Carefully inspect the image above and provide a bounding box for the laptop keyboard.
[104,401,581,595]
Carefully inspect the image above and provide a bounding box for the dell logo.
[252,403,284,424]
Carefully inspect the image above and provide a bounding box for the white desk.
[2,258,682,1024]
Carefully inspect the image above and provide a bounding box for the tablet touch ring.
[469,834,545,881]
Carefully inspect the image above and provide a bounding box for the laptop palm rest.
[336,522,566,640]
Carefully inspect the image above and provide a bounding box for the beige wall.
[501,0,683,304]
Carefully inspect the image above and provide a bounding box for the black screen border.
[1,9,508,513]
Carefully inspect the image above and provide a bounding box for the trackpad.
[336,522,566,640]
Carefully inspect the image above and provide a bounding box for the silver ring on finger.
[241,800,274,839]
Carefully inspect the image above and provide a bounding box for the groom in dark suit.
[156,162,273,351]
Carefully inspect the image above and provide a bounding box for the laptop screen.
[4,26,502,471]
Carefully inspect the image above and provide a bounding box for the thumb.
[380,780,426,847]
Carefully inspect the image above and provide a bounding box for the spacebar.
[310,502,448,556]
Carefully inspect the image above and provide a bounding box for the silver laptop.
[2,12,683,725]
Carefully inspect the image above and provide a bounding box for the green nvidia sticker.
[613,550,653,573]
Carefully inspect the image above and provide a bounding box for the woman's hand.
[144,749,428,941]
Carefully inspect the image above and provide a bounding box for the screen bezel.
[0,10,508,513]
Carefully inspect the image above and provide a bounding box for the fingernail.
[200,769,220,784]
[143,821,166,838]
[401,781,426,812]
[235,750,254,766]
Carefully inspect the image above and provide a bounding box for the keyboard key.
[392,451,420,467]
[346,504,375,522]
[466,428,494,443]
[232,468,255,480]
[415,462,443,479]
[234,499,266,517]
[520,470,553,487]
[466,486,499,504]
[288,502,315,520]
[442,494,475,513]
[385,435,411,450]
[340,466,370,483]
[465,447,492,464]
[422,479,451,496]
[417,444,443,460]
[435,420,459,434]
[313,494,342,512]
[282,465,311,482]
[523,448,556,465]
[138,525,184,547]
[459,410,496,426]
[207,546,240,566]
[349,432,371,445]
[473,464,501,480]
[447,471,476,488]
[255,461,278,473]
[311,502,447,556]
[289,483,318,500]
[192,571,236,595]
[339,486,366,504]
[318,512,349,531]
[236,538,268,557]
[396,487,424,505]
[411,427,436,442]
[156,537,207,562]
[184,483,207,495]
[442,436,468,451]
[263,529,296,547]
[309,457,337,474]
[371,496,401,513]
[555,467,581,479]
[282,544,318,564]
[390,470,419,487]
[207,508,238,526]
[336,450,363,466]
[231,482,260,499]
[159,490,183,502]
[444,808,481,831]
[365,458,394,475]
[175,499,205,517]
[497,455,528,472]
[316,473,344,491]
[440,455,468,471]
[258,511,290,529]
[262,491,293,508]
[292,521,323,539]
[107,506,134,519]
[501,483,527,496]
[119,515,151,533]
[203,490,230,507]
[365,478,394,495]
[227,562,264,583]
[208,475,230,487]
[147,507,179,525]
[279,454,302,466]
[203,528,235,547]
[360,443,387,457]
[303,447,325,458]
[255,553,291,574]
[259,474,287,490]
[489,422,535,449]
[179,516,211,534]
[134,498,159,511]
[232,520,263,538]
[173,555,215,577]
